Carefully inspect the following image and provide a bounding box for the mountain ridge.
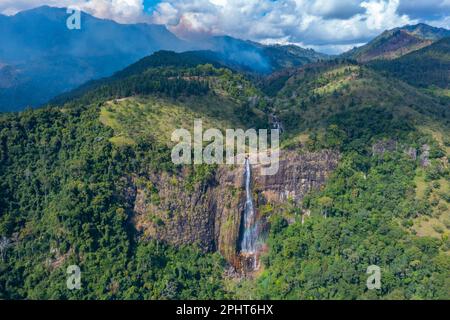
[0,6,329,112]
[369,36,450,95]
[343,23,450,62]
[0,6,189,112]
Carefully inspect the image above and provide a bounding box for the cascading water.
[240,158,259,270]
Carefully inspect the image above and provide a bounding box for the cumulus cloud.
[0,0,448,53]
[308,0,365,20]
[149,0,418,46]
[397,0,450,20]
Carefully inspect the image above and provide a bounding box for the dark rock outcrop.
[420,144,431,167]
[130,149,340,265]
[372,139,398,156]
[404,147,417,160]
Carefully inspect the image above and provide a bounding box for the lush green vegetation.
[0,50,449,300]
[267,60,449,135]
[370,37,450,91]
[228,94,449,299]
[237,58,449,299]
[0,103,228,299]
[254,147,449,299]
[0,57,264,299]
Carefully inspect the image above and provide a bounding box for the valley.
[0,7,449,300]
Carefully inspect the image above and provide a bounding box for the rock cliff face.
[130,149,340,266]
[252,151,340,204]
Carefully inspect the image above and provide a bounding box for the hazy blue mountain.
[0,6,329,112]
[0,6,187,112]
[51,46,331,105]
[201,36,329,73]
[49,50,225,104]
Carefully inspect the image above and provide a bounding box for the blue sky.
[0,0,448,53]
[143,0,160,13]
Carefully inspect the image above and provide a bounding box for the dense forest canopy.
[0,49,449,299]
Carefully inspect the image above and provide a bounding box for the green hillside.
[369,37,450,96]
[268,60,449,136]
[343,24,450,63]
[246,60,450,299]
[0,50,449,299]
[261,44,329,70]
[0,104,228,299]
[0,56,263,299]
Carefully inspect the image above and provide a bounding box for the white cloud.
[81,0,145,23]
[0,0,146,23]
[0,0,447,53]
[425,15,450,29]
[149,0,418,48]
[398,0,450,19]
[308,0,365,20]
[361,0,411,30]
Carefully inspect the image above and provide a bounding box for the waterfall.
[241,158,259,255]
[271,114,284,134]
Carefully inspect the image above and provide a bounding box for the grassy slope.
[100,95,248,147]
[343,24,450,63]
[344,30,432,62]
[96,65,268,148]
[271,61,449,139]
[268,60,450,240]
[369,37,450,91]
[1,49,449,299]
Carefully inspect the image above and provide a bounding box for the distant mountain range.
[49,50,226,104]
[198,36,328,73]
[0,6,448,112]
[0,6,328,112]
[0,6,187,112]
[0,7,449,301]
[344,23,450,62]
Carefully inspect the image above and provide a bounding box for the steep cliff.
[131,149,340,267]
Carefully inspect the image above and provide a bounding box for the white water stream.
[241,158,259,261]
